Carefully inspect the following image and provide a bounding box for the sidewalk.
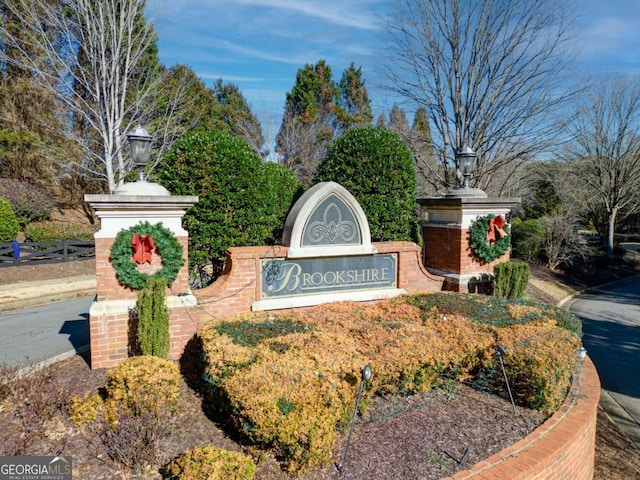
[0,275,96,312]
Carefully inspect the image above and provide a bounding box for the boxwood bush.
[69,356,182,425]
[155,129,301,285]
[314,126,419,242]
[200,294,582,472]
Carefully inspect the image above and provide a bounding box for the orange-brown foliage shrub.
[200,295,581,471]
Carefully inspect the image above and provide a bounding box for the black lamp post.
[457,146,476,189]
[127,125,152,181]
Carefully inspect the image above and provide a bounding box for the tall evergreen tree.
[0,0,162,192]
[337,63,372,131]
[410,106,439,196]
[209,79,264,156]
[276,59,343,187]
[387,104,410,135]
[0,0,74,194]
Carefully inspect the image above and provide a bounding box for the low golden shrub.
[68,392,104,426]
[67,356,182,474]
[164,445,256,480]
[106,356,181,416]
[201,295,582,472]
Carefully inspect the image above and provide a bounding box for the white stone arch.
[282,182,377,258]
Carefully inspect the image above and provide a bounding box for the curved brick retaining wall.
[444,356,600,480]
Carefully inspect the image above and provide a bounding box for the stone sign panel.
[261,253,397,299]
[253,182,404,310]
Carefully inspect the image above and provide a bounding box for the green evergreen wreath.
[110,221,184,290]
[469,214,511,263]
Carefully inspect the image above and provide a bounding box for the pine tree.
[337,63,372,131]
[209,79,264,156]
[387,104,410,135]
[410,106,438,196]
[276,60,344,186]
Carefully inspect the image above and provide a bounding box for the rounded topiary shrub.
[0,197,19,242]
[0,178,53,227]
[155,129,301,285]
[105,356,181,415]
[164,445,256,480]
[314,126,418,242]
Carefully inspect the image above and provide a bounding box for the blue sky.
[147,0,640,139]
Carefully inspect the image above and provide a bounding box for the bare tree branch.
[381,0,577,194]
[0,0,163,192]
[563,75,640,256]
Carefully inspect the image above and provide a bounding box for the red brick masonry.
[444,356,600,480]
[90,236,598,479]
[89,241,444,368]
[194,241,444,318]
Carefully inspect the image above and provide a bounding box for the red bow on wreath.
[487,215,507,244]
[131,233,156,264]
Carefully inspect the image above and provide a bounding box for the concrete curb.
[556,272,640,308]
[0,275,96,312]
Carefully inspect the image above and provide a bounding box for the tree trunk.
[607,207,618,259]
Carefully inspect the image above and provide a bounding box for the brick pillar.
[85,187,198,369]
[418,195,520,293]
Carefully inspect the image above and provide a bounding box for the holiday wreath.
[110,221,184,290]
[469,214,511,263]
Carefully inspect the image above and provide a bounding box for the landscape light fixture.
[127,124,152,181]
[339,364,373,477]
[496,344,517,415]
[362,364,372,382]
[457,146,477,189]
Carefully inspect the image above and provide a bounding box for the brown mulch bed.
[1,259,640,479]
[0,352,547,480]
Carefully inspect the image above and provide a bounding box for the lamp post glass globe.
[457,146,476,189]
[127,125,152,181]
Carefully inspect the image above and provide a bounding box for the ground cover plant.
[201,293,582,472]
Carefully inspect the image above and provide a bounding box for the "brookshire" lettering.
[267,263,391,294]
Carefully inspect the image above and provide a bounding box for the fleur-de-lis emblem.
[307,202,357,244]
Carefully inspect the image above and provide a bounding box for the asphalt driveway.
[569,275,640,448]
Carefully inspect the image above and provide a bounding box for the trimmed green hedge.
[155,129,301,284]
[314,126,419,242]
[24,221,97,241]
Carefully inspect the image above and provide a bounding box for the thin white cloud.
[215,40,313,66]
[232,0,381,30]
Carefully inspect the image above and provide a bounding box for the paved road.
[0,296,94,368]
[568,275,640,448]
